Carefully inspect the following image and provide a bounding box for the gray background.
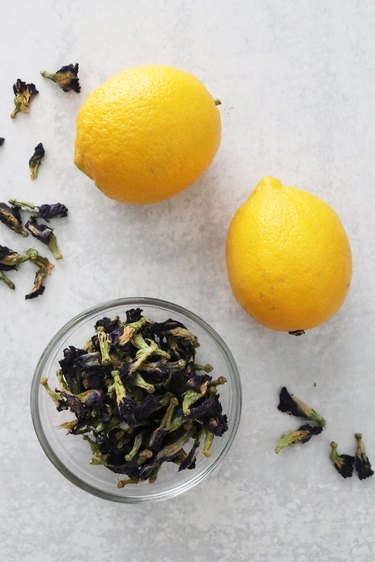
[1,1,375,560]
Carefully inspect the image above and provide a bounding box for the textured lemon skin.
[74,66,221,204]
[226,177,352,332]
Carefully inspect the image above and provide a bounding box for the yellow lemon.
[226,177,352,332]
[74,66,221,204]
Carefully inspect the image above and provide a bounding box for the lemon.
[74,66,221,204]
[226,177,352,332]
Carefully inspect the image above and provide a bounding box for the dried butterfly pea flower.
[0,203,28,237]
[29,143,45,180]
[126,308,143,324]
[182,389,205,416]
[275,424,322,454]
[0,245,29,271]
[329,441,355,478]
[355,433,374,480]
[41,309,229,486]
[41,64,80,93]
[203,396,228,437]
[0,245,30,290]
[125,432,148,463]
[59,391,87,420]
[25,248,54,299]
[128,372,155,394]
[96,326,112,365]
[10,79,38,118]
[127,332,170,374]
[95,316,121,333]
[163,326,200,348]
[113,317,147,347]
[25,217,62,259]
[58,420,78,433]
[9,199,68,221]
[58,346,86,393]
[82,434,109,465]
[110,370,136,425]
[134,395,162,421]
[178,431,203,471]
[277,386,326,428]
[188,396,214,419]
[138,361,169,384]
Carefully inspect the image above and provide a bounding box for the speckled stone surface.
[1,1,375,560]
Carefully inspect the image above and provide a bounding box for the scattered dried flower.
[329,441,355,478]
[355,433,374,480]
[9,199,68,221]
[0,245,29,271]
[29,143,45,180]
[25,248,54,299]
[277,386,326,427]
[25,217,62,259]
[275,424,322,454]
[40,64,80,93]
[0,202,28,237]
[0,245,30,290]
[10,79,38,118]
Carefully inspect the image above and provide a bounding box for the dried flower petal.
[10,79,38,118]
[0,245,29,290]
[182,390,204,416]
[110,370,136,424]
[355,433,374,480]
[277,386,326,427]
[29,143,45,180]
[126,308,143,323]
[0,203,28,237]
[96,326,112,365]
[134,395,162,420]
[40,377,64,408]
[0,138,4,146]
[41,64,80,93]
[25,248,54,299]
[9,199,68,221]
[25,217,62,259]
[113,317,146,347]
[179,432,202,471]
[94,316,121,333]
[275,424,322,454]
[0,245,29,271]
[329,441,355,478]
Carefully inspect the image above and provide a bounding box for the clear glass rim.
[30,297,242,503]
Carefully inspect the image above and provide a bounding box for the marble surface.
[1,0,375,560]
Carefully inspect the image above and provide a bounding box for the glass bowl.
[31,297,242,503]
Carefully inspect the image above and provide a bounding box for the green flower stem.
[0,271,15,290]
[97,326,112,365]
[40,377,61,406]
[203,430,215,457]
[182,390,203,416]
